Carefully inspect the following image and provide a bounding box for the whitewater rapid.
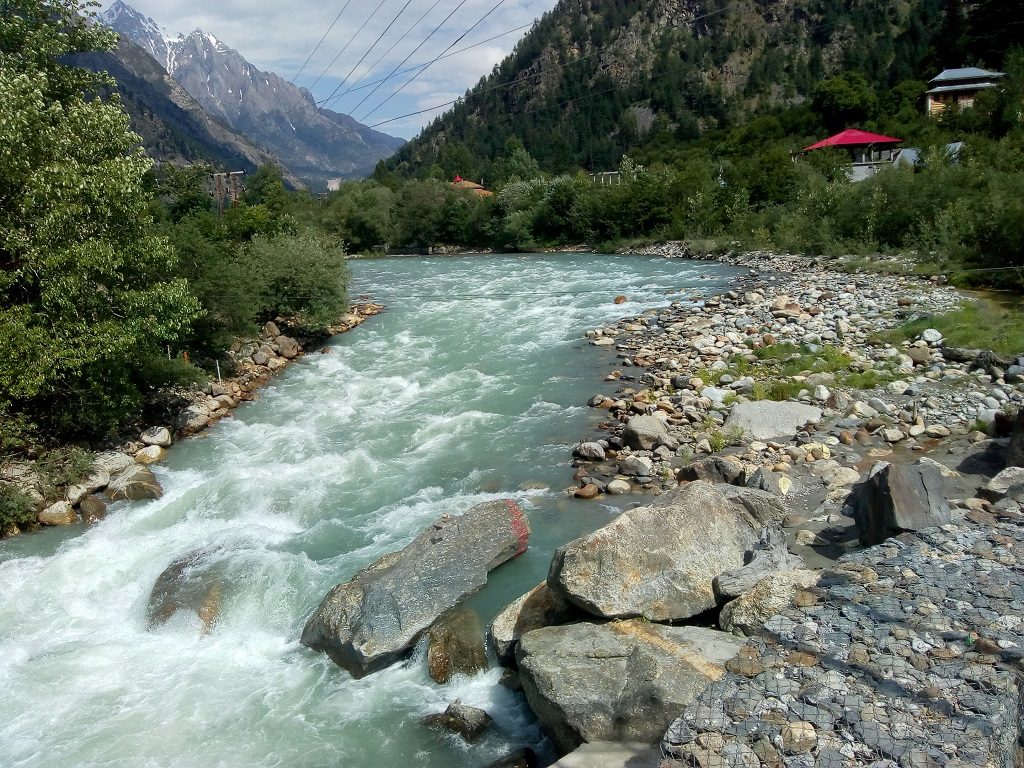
[0,253,738,768]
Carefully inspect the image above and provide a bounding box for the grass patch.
[751,379,806,402]
[839,368,897,390]
[882,300,1024,359]
[35,447,94,501]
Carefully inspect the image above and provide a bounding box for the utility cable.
[358,0,507,122]
[289,0,355,85]
[307,0,391,94]
[321,0,470,112]
[342,22,531,94]
[319,0,419,109]
[339,0,445,98]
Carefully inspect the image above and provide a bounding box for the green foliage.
[34,446,93,500]
[0,0,201,441]
[0,484,36,530]
[813,72,879,132]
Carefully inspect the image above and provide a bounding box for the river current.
[0,254,738,768]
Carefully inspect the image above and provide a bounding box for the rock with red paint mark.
[301,499,530,678]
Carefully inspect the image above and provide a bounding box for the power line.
[318,0,419,109]
[307,0,391,94]
[339,0,445,99]
[341,22,531,95]
[289,0,355,85]
[322,0,471,113]
[359,0,507,122]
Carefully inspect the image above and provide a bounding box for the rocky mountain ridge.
[101,0,404,187]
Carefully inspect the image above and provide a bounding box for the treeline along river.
[0,254,739,767]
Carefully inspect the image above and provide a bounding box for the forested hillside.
[384,0,1011,180]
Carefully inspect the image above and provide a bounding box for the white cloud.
[105,0,558,138]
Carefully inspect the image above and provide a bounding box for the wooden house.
[926,67,1005,115]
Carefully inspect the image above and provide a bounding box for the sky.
[106,0,559,139]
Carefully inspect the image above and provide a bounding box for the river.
[0,253,738,768]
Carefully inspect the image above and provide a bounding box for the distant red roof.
[804,128,902,151]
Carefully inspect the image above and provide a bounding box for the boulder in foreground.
[850,461,950,545]
[516,620,743,754]
[301,499,530,677]
[549,482,785,621]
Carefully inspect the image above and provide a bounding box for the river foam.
[0,253,739,768]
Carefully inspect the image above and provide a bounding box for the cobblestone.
[661,516,1024,766]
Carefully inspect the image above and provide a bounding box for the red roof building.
[803,128,903,182]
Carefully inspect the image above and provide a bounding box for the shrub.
[0,484,36,531]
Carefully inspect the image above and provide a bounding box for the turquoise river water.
[0,254,738,768]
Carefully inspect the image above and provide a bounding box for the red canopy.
[804,128,902,151]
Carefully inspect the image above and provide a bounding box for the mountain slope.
[101,0,405,188]
[69,37,298,181]
[386,0,950,177]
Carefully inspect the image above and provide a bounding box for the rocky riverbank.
[0,303,383,539]
[568,244,1024,563]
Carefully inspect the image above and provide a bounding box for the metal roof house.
[926,67,1005,116]
[803,128,903,182]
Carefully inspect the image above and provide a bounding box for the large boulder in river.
[106,464,163,501]
[723,401,822,441]
[301,499,530,678]
[548,482,785,621]
[516,621,744,754]
[148,548,225,634]
[621,415,669,450]
[850,461,950,546]
[426,607,487,684]
[489,581,581,665]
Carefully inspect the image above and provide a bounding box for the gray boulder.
[301,499,530,677]
[549,482,784,621]
[621,415,669,450]
[93,451,133,476]
[106,464,163,502]
[713,527,803,600]
[140,426,173,447]
[617,455,653,477]
[276,335,300,359]
[175,405,210,434]
[719,569,821,637]
[516,621,743,753]
[426,607,487,684]
[422,700,493,742]
[489,581,580,665]
[723,401,822,441]
[987,467,1024,499]
[572,442,606,461]
[850,462,951,546]
[677,455,744,485]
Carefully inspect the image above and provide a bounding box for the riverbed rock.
[484,748,538,768]
[677,455,744,485]
[301,499,531,677]
[489,581,580,664]
[516,621,743,754]
[621,415,669,450]
[276,335,300,359]
[617,455,653,477]
[422,701,493,742]
[572,442,605,461]
[175,405,210,434]
[79,495,108,524]
[38,500,76,526]
[719,569,821,637]
[606,478,631,495]
[106,464,163,502]
[134,445,165,465]
[723,401,822,441]
[140,426,173,447]
[849,461,951,546]
[713,527,802,600]
[147,548,224,633]
[549,482,785,621]
[987,467,1024,499]
[426,607,487,684]
[93,451,133,476]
